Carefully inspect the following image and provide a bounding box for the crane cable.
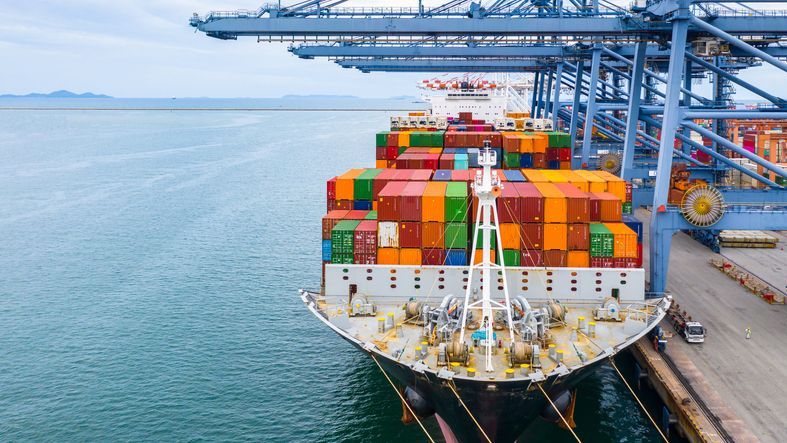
[368,353,436,443]
[536,384,583,443]
[447,381,493,443]
[608,357,670,443]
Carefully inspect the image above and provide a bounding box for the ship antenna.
[458,141,515,373]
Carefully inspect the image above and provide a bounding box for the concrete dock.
[638,209,786,443]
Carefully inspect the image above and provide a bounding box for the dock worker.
[745,327,752,339]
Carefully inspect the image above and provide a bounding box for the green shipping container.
[376,131,389,147]
[444,222,468,249]
[365,211,378,220]
[622,202,632,215]
[332,254,354,264]
[331,220,360,256]
[504,152,520,168]
[353,169,382,201]
[472,224,496,249]
[498,249,521,266]
[410,131,445,147]
[445,182,469,222]
[589,223,614,257]
[545,131,571,148]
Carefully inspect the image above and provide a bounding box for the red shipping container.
[512,183,545,223]
[521,223,544,250]
[399,221,422,248]
[378,181,407,221]
[400,181,428,221]
[327,177,337,201]
[625,182,633,202]
[543,250,567,267]
[532,153,547,168]
[521,249,543,266]
[546,147,560,162]
[439,154,455,169]
[353,252,376,264]
[376,146,387,160]
[353,220,378,254]
[327,200,338,211]
[322,210,350,240]
[497,185,521,223]
[558,148,571,161]
[590,257,615,268]
[334,200,352,210]
[636,242,643,267]
[555,183,590,222]
[411,170,433,181]
[373,169,399,199]
[422,249,445,265]
[451,170,472,182]
[424,153,440,170]
[567,223,590,250]
[387,132,399,147]
[386,146,399,160]
[344,210,369,220]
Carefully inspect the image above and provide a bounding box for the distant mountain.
[0,90,112,99]
[389,95,419,100]
[280,94,359,99]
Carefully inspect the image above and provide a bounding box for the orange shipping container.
[499,223,521,249]
[522,169,549,183]
[473,249,496,265]
[399,248,422,265]
[336,168,365,200]
[543,223,568,250]
[567,250,590,267]
[377,248,399,264]
[574,170,607,193]
[593,171,627,201]
[534,182,568,223]
[559,170,590,192]
[520,135,537,154]
[422,222,445,249]
[375,160,387,168]
[422,182,447,222]
[531,134,548,153]
[398,132,410,147]
[604,223,638,258]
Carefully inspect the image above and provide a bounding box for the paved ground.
[637,209,787,443]
[720,230,787,298]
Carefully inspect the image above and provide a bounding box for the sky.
[0,1,783,99]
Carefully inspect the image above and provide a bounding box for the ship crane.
[459,143,516,373]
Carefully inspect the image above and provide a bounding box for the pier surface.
[640,209,786,443]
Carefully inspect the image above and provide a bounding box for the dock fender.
[539,390,572,422]
[403,386,435,418]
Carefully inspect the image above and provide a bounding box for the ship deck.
[315,296,665,381]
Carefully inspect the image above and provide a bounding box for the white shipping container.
[378,222,399,248]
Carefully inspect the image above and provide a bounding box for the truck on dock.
[668,303,705,343]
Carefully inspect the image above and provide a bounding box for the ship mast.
[459,143,515,373]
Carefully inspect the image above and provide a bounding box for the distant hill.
[0,90,112,99]
[280,94,359,99]
[389,95,419,100]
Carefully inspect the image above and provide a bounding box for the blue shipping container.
[547,160,561,169]
[433,170,452,181]
[622,215,644,242]
[353,200,373,210]
[503,170,526,182]
[445,249,468,266]
[519,154,533,169]
[321,240,332,261]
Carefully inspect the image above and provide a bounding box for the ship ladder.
[447,381,493,443]
[368,353,436,443]
[609,358,669,442]
[536,384,583,443]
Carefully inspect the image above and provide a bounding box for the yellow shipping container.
[533,182,568,223]
[558,170,590,192]
[594,171,627,201]
[473,249,496,265]
[499,223,521,249]
[336,168,365,200]
[604,223,638,258]
[574,170,607,193]
[522,169,549,183]
[398,132,410,147]
[422,182,447,222]
[399,248,422,265]
[543,170,569,185]
[428,147,442,154]
[377,248,400,265]
[543,223,568,250]
[567,250,590,267]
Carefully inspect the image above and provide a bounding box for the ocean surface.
[0,98,670,442]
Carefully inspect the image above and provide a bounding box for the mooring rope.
[368,353,436,443]
[608,357,669,442]
[536,384,583,443]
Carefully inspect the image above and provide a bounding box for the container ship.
[301,83,671,442]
